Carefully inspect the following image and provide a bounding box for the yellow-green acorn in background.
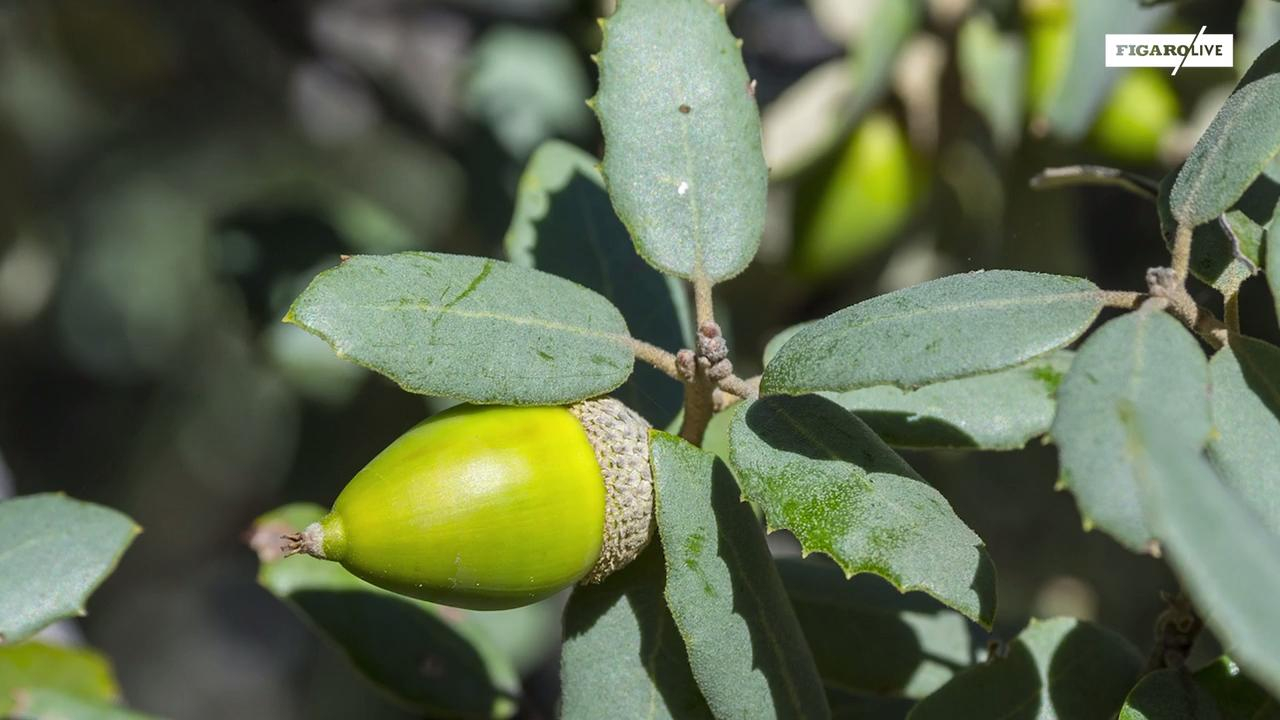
[284,398,653,610]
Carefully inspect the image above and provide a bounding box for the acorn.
[283,398,654,610]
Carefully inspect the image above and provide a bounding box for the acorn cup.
[283,398,654,610]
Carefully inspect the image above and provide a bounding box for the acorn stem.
[280,521,329,559]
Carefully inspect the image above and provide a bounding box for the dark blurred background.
[2,0,1278,717]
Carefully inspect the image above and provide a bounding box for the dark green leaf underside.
[560,546,712,720]
[1118,669,1222,720]
[253,504,521,719]
[779,558,978,699]
[908,617,1144,720]
[651,432,830,720]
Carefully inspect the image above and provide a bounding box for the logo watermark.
[1105,27,1233,76]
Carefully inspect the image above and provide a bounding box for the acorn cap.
[569,397,654,584]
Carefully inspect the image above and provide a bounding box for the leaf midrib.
[819,289,1100,337]
[322,301,631,347]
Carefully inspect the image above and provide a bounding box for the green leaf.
[1240,0,1280,74]
[594,0,767,282]
[1269,197,1280,326]
[0,644,120,717]
[462,27,592,159]
[779,558,978,699]
[1194,657,1280,720]
[728,395,997,627]
[0,494,139,645]
[827,691,914,720]
[957,13,1025,153]
[791,113,917,278]
[1129,421,1280,699]
[1169,39,1280,227]
[1157,164,1279,293]
[1208,337,1280,535]
[1039,2,1171,140]
[908,617,1144,720]
[252,504,521,719]
[10,689,156,720]
[285,252,634,405]
[762,270,1101,395]
[505,140,689,427]
[561,546,712,720]
[1118,669,1221,720]
[764,325,1072,450]
[1051,309,1211,553]
[831,351,1073,451]
[650,432,830,719]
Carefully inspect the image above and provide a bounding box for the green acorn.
[284,398,653,610]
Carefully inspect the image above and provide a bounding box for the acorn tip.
[281,522,328,559]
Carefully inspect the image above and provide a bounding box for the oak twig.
[1171,225,1193,282]
[1029,165,1160,202]
[1145,268,1230,349]
[627,338,683,382]
[694,277,715,327]
[1145,591,1203,672]
[1099,290,1148,310]
[1224,290,1241,334]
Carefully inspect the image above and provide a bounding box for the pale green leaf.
[0,494,139,645]
[1240,0,1280,74]
[561,546,712,720]
[791,113,916,278]
[762,61,855,181]
[728,395,996,627]
[10,689,156,720]
[505,140,689,426]
[907,617,1144,720]
[764,325,1072,450]
[844,0,924,120]
[0,644,120,717]
[957,13,1025,152]
[1039,2,1171,140]
[1130,422,1280,699]
[831,351,1072,451]
[762,270,1101,395]
[595,0,767,281]
[779,558,978,699]
[1118,670,1221,720]
[1208,337,1280,535]
[651,432,830,720]
[252,504,521,719]
[463,27,592,159]
[285,252,634,405]
[1052,309,1211,553]
[1170,39,1280,227]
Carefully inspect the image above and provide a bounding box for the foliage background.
[0,0,1276,717]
